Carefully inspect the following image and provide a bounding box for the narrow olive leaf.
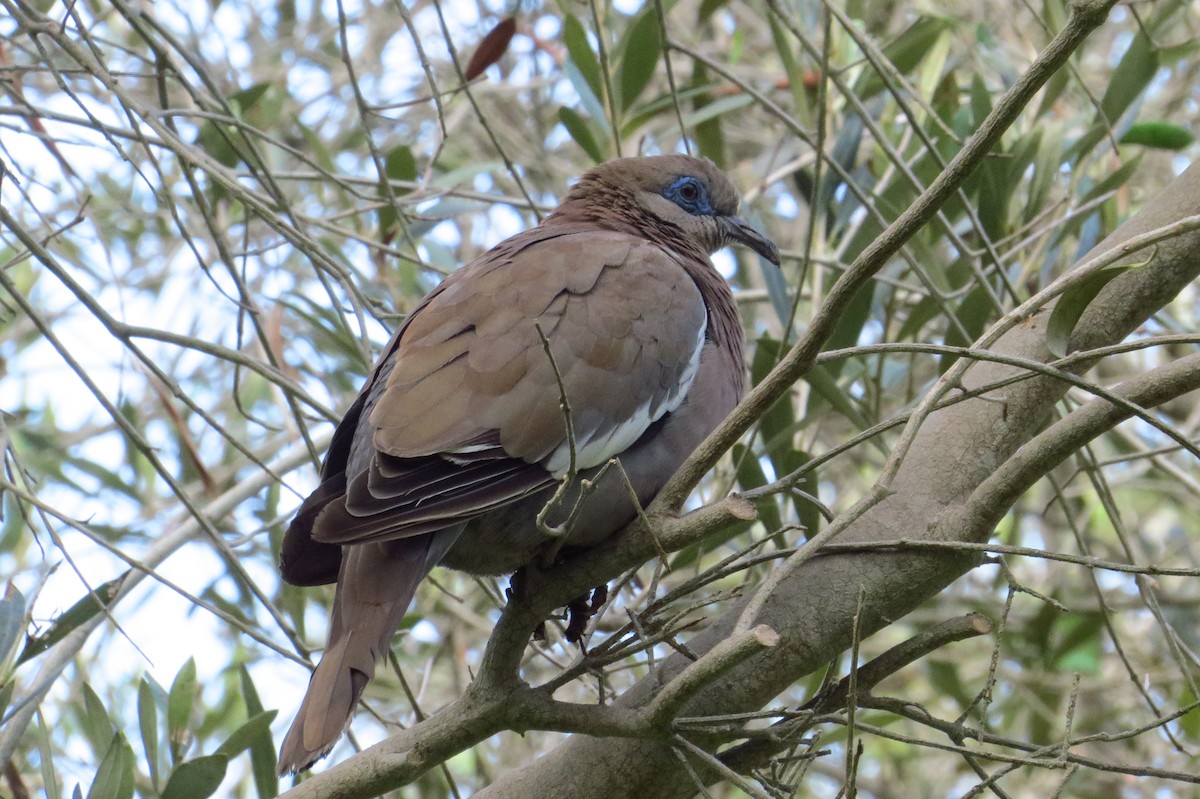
[0,679,14,720]
[618,80,717,137]
[732,442,781,534]
[1023,128,1061,226]
[167,658,197,764]
[86,732,135,799]
[18,574,126,666]
[238,664,264,716]
[690,81,727,165]
[465,16,517,81]
[802,366,875,437]
[229,82,271,116]
[214,710,277,759]
[1080,155,1144,209]
[820,113,864,222]
[1056,155,1143,247]
[1099,32,1159,128]
[82,683,115,758]
[1120,122,1195,151]
[850,15,952,99]
[36,713,62,799]
[0,583,26,680]
[237,665,277,799]
[698,0,730,22]
[1046,264,1138,357]
[616,9,662,112]
[758,238,792,328]
[1070,30,1159,162]
[767,13,807,122]
[1052,613,1104,674]
[557,106,605,163]
[377,144,418,239]
[680,93,753,129]
[383,145,417,189]
[138,678,160,789]
[160,755,230,799]
[562,14,603,103]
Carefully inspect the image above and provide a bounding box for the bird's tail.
[277,533,456,774]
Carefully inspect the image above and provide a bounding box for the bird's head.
[561,154,780,266]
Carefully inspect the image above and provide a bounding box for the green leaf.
[86,733,134,799]
[378,144,418,237]
[1046,265,1136,357]
[0,680,11,719]
[1078,155,1143,208]
[802,365,874,438]
[558,107,606,163]
[927,659,974,708]
[238,666,278,799]
[214,710,277,759]
[732,442,781,534]
[1022,128,1063,226]
[941,283,997,371]
[0,583,26,682]
[896,294,943,341]
[1070,29,1160,161]
[618,80,721,137]
[680,93,753,129]
[767,12,808,123]
[564,61,610,128]
[19,574,125,665]
[1055,155,1144,245]
[1119,122,1195,151]
[383,144,418,187]
[195,119,242,170]
[851,15,953,100]
[562,14,603,104]
[230,82,271,116]
[81,683,115,758]
[238,664,264,715]
[823,282,876,379]
[698,0,729,21]
[36,713,61,799]
[161,755,229,799]
[1051,613,1103,674]
[616,10,662,112]
[167,658,197,764]
[296,122,335,173]
[138,678,160,788]
[1099,32,1159,128]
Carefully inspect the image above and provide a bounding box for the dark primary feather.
[276,154,778,774]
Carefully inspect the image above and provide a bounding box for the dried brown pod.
[465,16,517,81]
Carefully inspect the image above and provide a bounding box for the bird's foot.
[564,584,609,649]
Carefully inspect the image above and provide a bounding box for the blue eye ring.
[664,176,714,215]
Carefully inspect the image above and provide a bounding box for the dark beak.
[721,215,780,266]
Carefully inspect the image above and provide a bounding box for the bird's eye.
[665,175,712,214]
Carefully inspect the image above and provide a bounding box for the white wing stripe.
[545,314,707,477]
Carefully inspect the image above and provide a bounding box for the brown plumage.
[276,155,779,774]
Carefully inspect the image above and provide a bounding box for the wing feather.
[306,224,709,547]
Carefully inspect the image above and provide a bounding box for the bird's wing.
[307,225,709,547]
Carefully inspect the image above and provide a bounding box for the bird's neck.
[547,195,709,264]
[546,199,742,354]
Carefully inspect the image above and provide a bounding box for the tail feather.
[277,531,458,774]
